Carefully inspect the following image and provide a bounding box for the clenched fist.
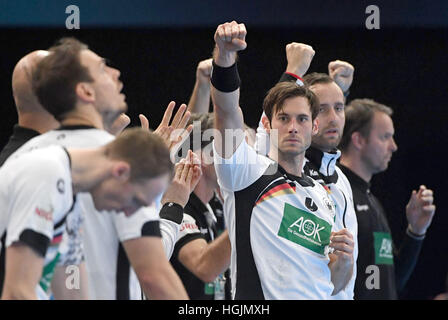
[328,60,354,94]
[214,21,247,67]
[285,42,315,77]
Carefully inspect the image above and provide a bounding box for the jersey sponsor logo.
[305,197,318,212]
[180,222,199,232]
[356,204,370,212]
[373,232,394,265]
[57,179,65,194]
[35,205,54,222]
[308,169,319,177]
[278,203,332,255]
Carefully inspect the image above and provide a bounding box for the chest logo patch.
[278,203,332,255]
[373,232,394,265]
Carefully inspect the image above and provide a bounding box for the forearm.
[188,80,211,114]
[329,254,353,295]
[51,263,89,300]
[140,261,189,300]
[394,229,425,292]
[1,286,37,300]
[194,231,231,283]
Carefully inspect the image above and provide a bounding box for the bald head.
[12,50,49,113]
[11,50,59,133]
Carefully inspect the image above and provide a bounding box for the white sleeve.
[112,203,161,242]
[5,159,72,257]
[213,138,272,192]
[253,111,270,155]
[159,218,180,258]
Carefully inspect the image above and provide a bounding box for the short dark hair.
[106,128,173,182]
[303,72,335,87]
[32,37,93,121]
[339,98,393,152]
[263,81,319,122]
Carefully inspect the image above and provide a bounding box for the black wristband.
[159,202,184,224]
[211,60,241,92]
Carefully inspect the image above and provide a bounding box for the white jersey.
[0,146,74,298]
[255,114,358,300]
[214,139,336,300]
[12,127,163,299]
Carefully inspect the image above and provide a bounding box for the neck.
[269,146,304,176]
[18,112,59,134]
[339,153,372,183]
[193,177,215,205]
[68,148,112,193]
[311,142,333,154]
[60,104,104,129]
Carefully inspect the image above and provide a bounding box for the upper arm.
[177,238,208,274]
[213,138,272,191]
[122,236,170,277]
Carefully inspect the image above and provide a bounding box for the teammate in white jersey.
[19,37,192,299]
[254,43,358,299]
[0,128,176,299]
[210,21,354,299]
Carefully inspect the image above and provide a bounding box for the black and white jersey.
[303,146,358,300]
[214,139,336,300]
[255,117,358,299]
[0,146,73,298]
[12,127,162,299]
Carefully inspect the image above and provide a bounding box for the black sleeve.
[394,231,424,292]
[141,220,162,238]
[18,229,50,257]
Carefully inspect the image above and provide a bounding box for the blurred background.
[1,0,447,299]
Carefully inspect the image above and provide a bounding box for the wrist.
[213,46,237,68]
[407,224,426,240]
[280,72,304,86]
[286,66,305,78]
[196,78,211,90]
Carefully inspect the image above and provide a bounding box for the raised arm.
[211,21,247,158]
[328,60,354,97]
[187,58,213,114]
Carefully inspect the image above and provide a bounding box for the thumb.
[232,38,247,50]
[139,114,150,131]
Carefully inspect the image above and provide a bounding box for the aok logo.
[278,203,332,255]
[289,217,325,242]
[379,238,392,258]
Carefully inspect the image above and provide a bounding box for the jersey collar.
[338,163,371,193]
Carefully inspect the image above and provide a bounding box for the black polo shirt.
[0,125,40,166]
[338,164,424,300]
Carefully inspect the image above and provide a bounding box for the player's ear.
[312,118,319,136]
[76,82,95,103]
[351,131,365,150]
[261,115,271,134]
[111,161,131,182]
